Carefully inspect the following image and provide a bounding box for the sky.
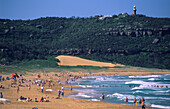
[0,0,170,20]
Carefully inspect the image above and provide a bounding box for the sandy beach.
[1,56,170,109]
[1,71,170,109]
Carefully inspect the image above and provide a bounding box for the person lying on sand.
[26,97,32,102]
[34,98,38,102]
[19,96,26,100]
[0,85,5,89]
[40,97,44,102]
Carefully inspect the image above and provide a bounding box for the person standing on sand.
[142,97,145,102]
[126,97,128,104]
[70,86,72,91]
[58,89,61,98]
[17,86,19,93]
[142,100,145,109]
[41,86,44,93]
[61,86,64,90]
[101,93,104,101]
[134,98,137,105]
[61,90,64,97]
[139,98,142,105]
[28,85,31,90]
[0,92,3,98]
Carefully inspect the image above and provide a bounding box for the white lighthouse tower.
[133,5,137,15]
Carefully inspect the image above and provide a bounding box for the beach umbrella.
[46,89,54,92]
[0,98,11,102]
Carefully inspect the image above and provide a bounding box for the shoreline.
[66,72,170,109]
[0,71,170,109]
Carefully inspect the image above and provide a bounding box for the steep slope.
[0,15,170,69]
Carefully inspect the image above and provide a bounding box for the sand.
[56,55,124,67]
[1,71,170,109]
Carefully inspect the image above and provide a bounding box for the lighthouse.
[133,5,137,15]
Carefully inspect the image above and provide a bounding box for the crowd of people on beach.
[0,73,67,104]
[1,72,168,109]
[0,72,80,105]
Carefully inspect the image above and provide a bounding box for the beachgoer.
[35,98,38,102]
[0,92,3,98]
[70,86,72,91]
[28,85,31,90]
[26,97,30,102]
[126,97,128,104]
[58,89,61,97]
[40,97,43,102]
[134,98,137,105]
[46,95,49,99]
[102,93,104,101]
[139,98,142,105]
[61,86,64,90]
[142,100,145,109]
[17,86,19,93]
[61,90,64,97]
[41,86,44,93]
[44,98,46,102]
[142,97,145,102]
[19,96,22,100]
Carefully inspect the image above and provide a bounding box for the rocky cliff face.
[95,25,170,37]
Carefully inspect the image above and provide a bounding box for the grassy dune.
[56,55,124,67]
[0,55,170,75]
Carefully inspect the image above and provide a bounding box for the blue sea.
[68,74,170,109]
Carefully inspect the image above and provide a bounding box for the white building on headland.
[99,15,112,20]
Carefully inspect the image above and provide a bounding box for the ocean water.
[68,74,170,109]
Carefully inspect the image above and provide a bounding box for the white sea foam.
[126,80,170,88]
[106,93,139,101]
[95,77,116,81]
[155,90,170,93]
[75,93,93,98]
[95,77,129,83]
[148,78,156,81]
[132,90,144,94]
[129,76,135,78]
[151,104,170,109]
[145,97,170,100]
[125,80,145,84]
[77,85,86,88]
[125,80,157,86]
[129,75,161,79]
[164,78,170,80]
[89,99,100,101]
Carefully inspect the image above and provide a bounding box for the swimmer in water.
[101,93,104,102]
[126,97,128,104]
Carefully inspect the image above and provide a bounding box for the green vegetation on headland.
[0,58,170,74]
[0,14,170,70]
